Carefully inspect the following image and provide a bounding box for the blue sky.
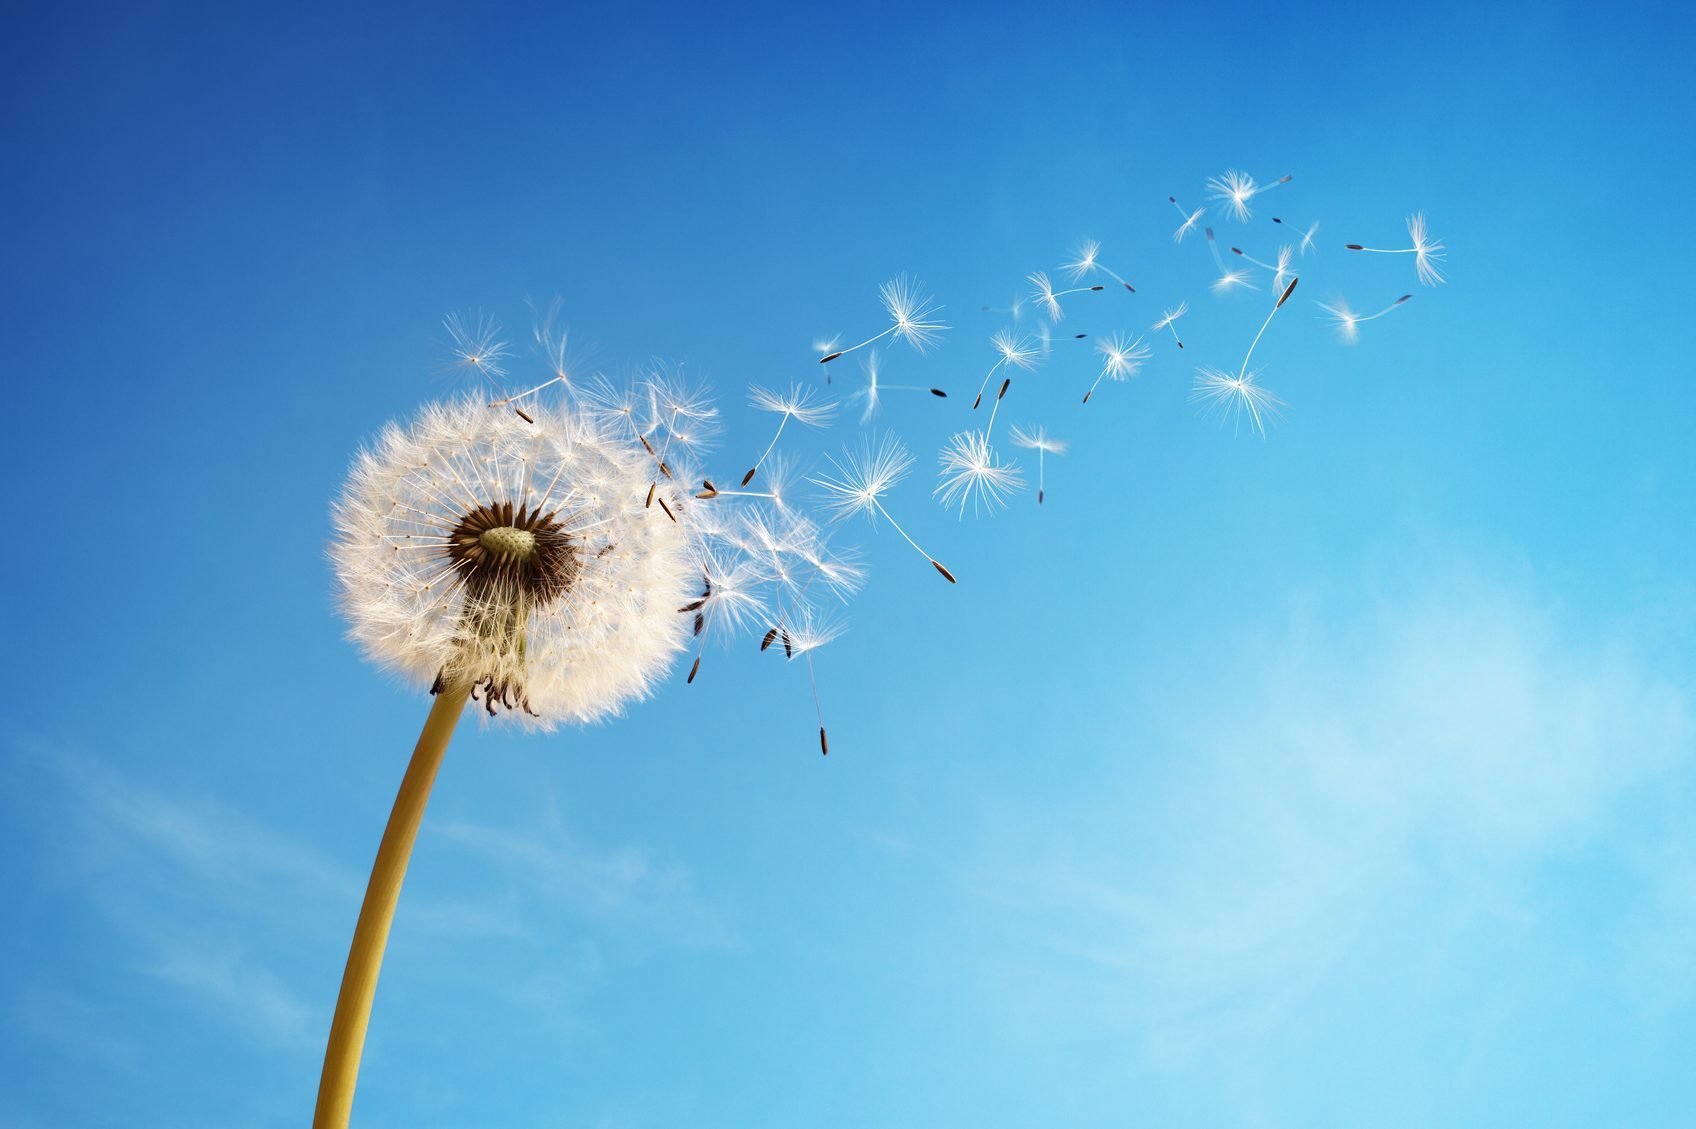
[3,2,1694,1126]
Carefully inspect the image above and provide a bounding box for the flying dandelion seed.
[819,274,947,363]
[1152,301,1188,349]
[1028,270,1105,322]
[1346,211,1447,285]
[1231,244,1296,292]
[1037,324,1089,356]
[935,429,1024,516]
[851,349,946,424]
[1010,424,1067,504]
[812,434,955,582]
[1205,228,1258,294]
[1169,195,1205,242]
[741,383,836,486]
[1064,238,1137,292]
[1082,332,1152,404]
[979,295,1027,322]
[1316,293,1412,344]
[1206,169,1292,222]
[1191,276,1299,437]
[813,335,841,382]
[1272,216,1321,256]
[973,327,1042,409]
[442,312,513,389]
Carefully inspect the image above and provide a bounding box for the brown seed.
[678,598,707,613]
[687,656,701,684]
[1122,282,1136,292]
[997,377,1010,401]
[930,388,947,397]
[694,612,705,636]
[782,630,793,659]
[659,461,673,479]
[972,392,983,410]
[1038,489,1044,504]
[819,727,829,756]
[1082,389,1093,404]
[741,467,757,486]
[1089,285,1104,291]
[760,627,779,651]
[656,496,677,522]
[703,479,717,492]
[931,559,957,584]
[514,406,536,423]
[639,434,658,456]
[819,351,844,364]
[1276,277,1299,308]
[695,489,718,499]
[1346,243,1364,251]
[645,483,656,508]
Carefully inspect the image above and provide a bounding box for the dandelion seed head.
[991,327,1042,371]
[331,397,698,727]
[1408,212,1447,285]
[443,312,513,385]
[1029,271,1064,321]
[1065,239,1102,282]
[1317,298,1361,344]
[749,382,837,427]
[1211,268,1257,294]
[1207,169,1257,221]
[1153,301,1190,331]
[812,434,914,523]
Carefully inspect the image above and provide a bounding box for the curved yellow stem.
[313,681,472,1128]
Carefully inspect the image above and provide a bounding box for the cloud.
[967,568,1696,1061]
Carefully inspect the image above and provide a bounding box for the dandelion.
[1316,293,1411,344]
[973,328,1042,409]
[1206,228,1257,294]
[1010,424,1067,504]
[740,382,836,486]
[1231,243,1296,292]
[935,429,1024,516]
[321,395,698,1126]
[1272,216,1321,256]
[850,349,947,424]
[819,274,947,363]
[813,335,841,382]
[812,434,956,582]
[1169,195,1205,242]
[1207,168,1292,222]
[1083,332,1151,404]
[1064,238,1137,292]
[1152,301,1188,349]
[442,312,513,389]
[1191,276,1299,438]
[1346,212,1446,285]
[1029,270,1105,322]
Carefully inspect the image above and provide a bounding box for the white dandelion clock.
[1191,367,1286,438]
[1010,424,1067,504]
[319,393,699,1129]
[1347,211,1447,286]
[332,397,697,725]
[935,429,1024,516]
[442,311,513,388]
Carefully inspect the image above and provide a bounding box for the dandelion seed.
[1231,243,1296,291]
[1028,270,1104,323]
[1037,324,1089,356]
[851,349,945,424]
[442,312,513,388]
[935,429,1024,516]
[742,383,836,485]
[1065,238,1137,292]
[813,335,841,382]
[1192,277,1298,437]
[1010,424,1067,504]
[1206,228,1259,294]
[972,328,1042,410]
[812,435,955,582]
[1346,211,1446,285]
[1206,169,1292,222]
[1272,216,1321,256]
[820,274,947,363]
[1152,301,1188,349]
[1082,333,1151,404]
[1316,293,1411,344]
[1191,367,1286,438]
[1169,195,1205,243]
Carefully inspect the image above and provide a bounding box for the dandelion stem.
[313,680,472,1129]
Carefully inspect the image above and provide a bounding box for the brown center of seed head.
[445,500,580,606]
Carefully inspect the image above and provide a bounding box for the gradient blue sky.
[4,3,1694,1127]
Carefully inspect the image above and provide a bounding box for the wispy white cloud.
[966,567,1696,1062]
